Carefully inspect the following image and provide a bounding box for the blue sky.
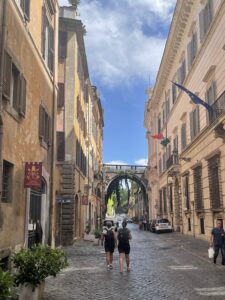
[60,0,176,165]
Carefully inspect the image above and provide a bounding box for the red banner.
[81,195,88,205]
[24,162,42,188]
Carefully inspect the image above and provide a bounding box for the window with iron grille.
[183,174,190,210]
[159,190,163,213]
[188,218,191,231]
[2,160,13,203]
[200,218,205,234]
[199,0,213,42]
[208,155,221,209]
[163,187,167,213]
[193,165,203,210]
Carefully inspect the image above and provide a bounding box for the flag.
[172,82,214,113]
[160,137,170,147]
[151,133,164,140]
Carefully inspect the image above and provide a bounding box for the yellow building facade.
[145,0,225,241]
[0,0,59,261]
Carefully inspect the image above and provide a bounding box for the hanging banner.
[24,162,42,188]
[81,195,88,205]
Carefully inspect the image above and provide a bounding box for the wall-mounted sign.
[24,162,42,188]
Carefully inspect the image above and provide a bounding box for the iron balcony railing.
[209,91,225,124]
[167,152,179,169]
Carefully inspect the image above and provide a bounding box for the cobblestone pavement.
[44,225,225,300]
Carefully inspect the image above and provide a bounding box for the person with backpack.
[101,221,116,270]
[117,219,132,273]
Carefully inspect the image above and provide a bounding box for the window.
[76,140,87,176]
[193,165,203,210]
[199,0,213,42]
[183,174,190,210]
[2,160,13,203]
[3,51,26,117]
[208,155,221,209]
[58,31,67,59]
[20,0,30,20]
[39,104,51,146]
[57,83,65,108]
[158,113,161,133]
[163,187,167,213]
[172,83,177,104]
[177,60,186,85]
[173,135,178,151]
[166,97,170,118]
[41,4,54,72]
[188,218,191,231]
[159,190,163,213]
[181,123,187,150]
[187,32,197,69]
[190,106,200,141]
[169,184,173,212]
[200,218,205,234]
[56,132,65,161]
[205,81,216,123]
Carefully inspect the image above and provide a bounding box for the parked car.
[126,218,133,223]
[149,219,157,232]
[155,218,172,233]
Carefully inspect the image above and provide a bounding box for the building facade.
[56,6,104,245]
[0,0,59,262]
[145,0,225,241]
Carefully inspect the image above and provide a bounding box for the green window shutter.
[19,74,26,117]
[39,105,45,138]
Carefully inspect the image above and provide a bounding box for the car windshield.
[158,219,169,223]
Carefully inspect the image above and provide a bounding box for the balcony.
[167,152,179,170]
[209,91,225,124]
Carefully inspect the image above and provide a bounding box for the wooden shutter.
[3,51,12,99]
[39,105,45,138]
[48,26,54,72]
[190,111,194,141]
[41,6,46,58]
[193,166,203,210]
[24,0,30,21]
[48,115,52,146]
[187,41,192,69]
[57,132,65,161]
[58,31,67,59]
[19,75,26,117]
[199,9,205,41]
[57,83,65,108]
[208,155,221,209]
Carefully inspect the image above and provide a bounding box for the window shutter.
[39,105,45,138]
[172,83,176,104]
[211,81,216,104]
[48,115,52,146]
[3,51,12,99]
[187,41,192,70]
[199,9,205,41]
[57,83,65,108]
[24,0,30,21]
[196,106,200,134]
[181,123,187,150]
[58,31,67,59]
[48,26,54,72]
[192,32,197,60]
[41,6,46,58]
[19,74,26,117]
[190,111,194,141]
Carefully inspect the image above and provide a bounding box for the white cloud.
[134,158,148,165]
[105,160,128,165]
[59,0,176,87]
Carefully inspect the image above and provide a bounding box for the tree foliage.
[68,0,80,9]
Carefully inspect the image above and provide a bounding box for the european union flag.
[172,82,214,113]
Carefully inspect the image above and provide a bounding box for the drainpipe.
[0,0,7,207]
[49,7,58,248]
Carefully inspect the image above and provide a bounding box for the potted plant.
[0,266,13,300]
[12,245,68,300]
[93,228,102,245]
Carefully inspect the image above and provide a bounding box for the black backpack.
[105,228,114,242]
[118,228,129,243]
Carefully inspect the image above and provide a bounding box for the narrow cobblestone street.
[44,225,225,300]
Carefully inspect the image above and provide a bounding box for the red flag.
[151,133,164,140]
[24,162,42,188]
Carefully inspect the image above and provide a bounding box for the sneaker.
[127,267,131,272]
[107,265,110,270]
[109,264,113,269]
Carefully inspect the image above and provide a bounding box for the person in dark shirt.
[210,220,225,265]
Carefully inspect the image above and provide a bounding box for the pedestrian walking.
[101,221,116,270]
[117,219,132,273]
[210,219,225,265]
